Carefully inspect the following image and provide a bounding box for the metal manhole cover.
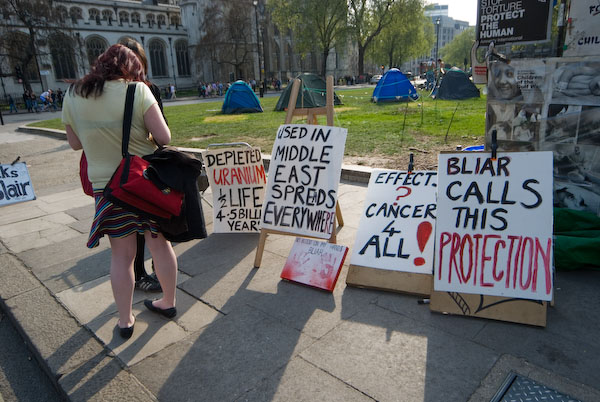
[490,372,582,402]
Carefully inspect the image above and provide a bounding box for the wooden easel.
[253,75,343,268]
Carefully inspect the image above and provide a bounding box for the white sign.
[0,162,36,206]
[202,146,266,232]
[350,169,437,274]
[434,152,554,301]
[564,1,600,57]
[261,124,347,239]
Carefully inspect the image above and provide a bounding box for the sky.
[425,0,478,26]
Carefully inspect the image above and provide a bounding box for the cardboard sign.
[202,147,266,232]
[476,0,552,46]
[350,169,437,274]
[434,152,554,302]
[281,238,348,292]
[0,162,36,207]
[563,0,600,57]
[261,124,347,239]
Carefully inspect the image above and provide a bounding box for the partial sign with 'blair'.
[281,238,349,292]
[434,152,554,301]
[0,162,36,207]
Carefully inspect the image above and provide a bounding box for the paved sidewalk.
[0,128,599,401]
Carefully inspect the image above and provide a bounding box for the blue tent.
[222,81,263,114]
[372,69,419,103]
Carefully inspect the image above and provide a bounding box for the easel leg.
[254,229,268,268]
[336,201,344,227]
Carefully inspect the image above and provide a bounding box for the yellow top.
[62,81,157,189]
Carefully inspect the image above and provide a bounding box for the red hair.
[73,44,146,98]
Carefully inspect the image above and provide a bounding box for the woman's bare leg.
[108,234,137,328]
[144,232,177,309]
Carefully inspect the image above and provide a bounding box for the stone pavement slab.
[299,302,499,402]
[248,267,380,339]
[235,357,375,402]
[0,311,63,402]
[57,273,191,325]
[130,305,315,402]
[0,254,42,300]
[179,251,285,314]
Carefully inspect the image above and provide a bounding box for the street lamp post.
[168,37,177,88]
[435,18,440,64]
[253,0,263,96]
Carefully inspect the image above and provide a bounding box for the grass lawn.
[29,86,487,167]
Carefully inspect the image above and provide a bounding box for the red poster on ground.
[281,238,349,292]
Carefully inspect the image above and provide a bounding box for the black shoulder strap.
[121,83,137,157]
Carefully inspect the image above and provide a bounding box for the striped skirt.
[87,189,160,248]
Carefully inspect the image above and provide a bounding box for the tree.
[439,27,475,69]
[367,3,433,70]
[198,0,256,81]
[268,0,347,77]
[0,0,66,91]
[348,0,425,76]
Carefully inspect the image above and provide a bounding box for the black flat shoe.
[144,299,177,318]
[118,318,135,339]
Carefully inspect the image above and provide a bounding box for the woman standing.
[62,44,177,339]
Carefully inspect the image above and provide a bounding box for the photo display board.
[434,152,554,301]
[202,146,266,232]
[281,238,349,292]
[485,56,600,217]
[350,169,437,274]
[0,162,36,207]
[261,124,347,239]
[476,0,552,45]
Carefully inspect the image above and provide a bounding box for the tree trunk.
[358,45,365,76]
[321,48,330,78]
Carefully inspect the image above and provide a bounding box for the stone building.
[1,0,193,98]
[0,0,357,100]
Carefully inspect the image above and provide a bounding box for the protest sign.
[0,162,35,207]
[261,124,347,239]
[434,152,554,302]
[350,169,437,274]
[476,0,552,45]
[281,238,348,292]
[563,0,600,57]
[202,146,266,232]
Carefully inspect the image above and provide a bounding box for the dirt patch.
[344,135,482,170]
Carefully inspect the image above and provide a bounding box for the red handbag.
[79,152,94,197]
[104,83,183,221]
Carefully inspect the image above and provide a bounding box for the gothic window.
[146,13,155,28]
[131,12,141,24]
[88,8,99,21]
[86,37,108,67]
[56,6,68,22]
[101,9,113,24]
[49,33,77,79]
[148,39,167,77]
[170,15,180,26]
[157,14,166,27]
[69,7,82,23]
[119,11,129,24]
[175,40,190,76]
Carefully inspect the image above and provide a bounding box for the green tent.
[274,73,342,111]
